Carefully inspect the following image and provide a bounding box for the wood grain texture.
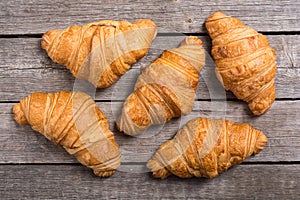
[2,100,299,164]
[1,0,299,198]
[0,35,299,101]
[1,0,299,34]
[0,164,299,199]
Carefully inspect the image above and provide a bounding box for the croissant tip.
[41,30,60,50]
[251,108,269,116]
[249,91,275,116]
[184,36,203,46]
[152,170,169,179]
[41,31,51,50]
[134,19,157,29]
[13,103,28,125]
[207,11,228,22]
[94,169,116,177]
[254,131,268,154]
[147,159,170,179]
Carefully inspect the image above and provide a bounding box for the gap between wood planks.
[0,161,300,166]
[0,31,300,38]
[1,32,298,167]
[1,98,300,104]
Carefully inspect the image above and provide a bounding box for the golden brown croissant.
[147,117,267,179]
[41,19,157,88]
[117,36,205,135]
[13,91,120,177]
[205,11,277,115]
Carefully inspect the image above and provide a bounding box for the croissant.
[147,117,268,179]
[117,36,205,135]
[13,91,120,177]
[41,19,157,88]
[205,12,277,115]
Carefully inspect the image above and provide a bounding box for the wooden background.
[0,0,299,199]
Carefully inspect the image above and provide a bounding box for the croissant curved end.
[93,169,116,177]
[206,11,228,22]
[116,113,149,136]
[134,19,157,29]
[250,101,274,116]
[182,36,203,46]
[41,30,61,51]
[147,159,171,179]
[13,103,28,125]
[248,82,276,116]
[254,130,268,154]
[134,19,157,40]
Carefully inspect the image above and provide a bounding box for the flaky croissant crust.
[13,91,120,177]
[117,36,205,136]
[206,12,277,115]
[42,19,157,88]
[147,118,267,179]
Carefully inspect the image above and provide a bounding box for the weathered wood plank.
[1,0,299,34]
[0,164,299,199]
[1,100,299,164]
[1,1,299,198]
[0,35,299,101]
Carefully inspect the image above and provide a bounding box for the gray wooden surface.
[1,0,300,34]
[0,165,299,199]
[0,0,299,199]
[1,35,299,101]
